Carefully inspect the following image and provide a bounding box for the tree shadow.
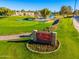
[0,17,7,19]
[8,39,32,43]
[8,39,51,45]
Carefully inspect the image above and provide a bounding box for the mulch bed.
[27,40,60,53]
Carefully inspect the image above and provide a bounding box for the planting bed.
[26,40,60,54]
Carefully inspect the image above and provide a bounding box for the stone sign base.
[26,40,60,54]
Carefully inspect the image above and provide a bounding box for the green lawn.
[0,17,79,59]
[0,16,51,35]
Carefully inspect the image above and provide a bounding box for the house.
[12,11,35,17]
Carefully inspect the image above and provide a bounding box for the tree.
[40,8,51,18]
[60,6,72,17]
[21,9,25,12]
[34,11,40,18]
[53,11,60,16]
[0,7,15,16]
[74,10,79,15]
[6,10,15,16]
[67,6,72,15]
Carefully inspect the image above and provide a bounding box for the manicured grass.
[0,16,51,35]
[0,17,79,59]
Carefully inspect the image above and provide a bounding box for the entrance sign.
[32,30,57,46]
[36,32,52,42]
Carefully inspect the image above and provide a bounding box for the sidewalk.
[73,18,79,32]
[0,33,31,40]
